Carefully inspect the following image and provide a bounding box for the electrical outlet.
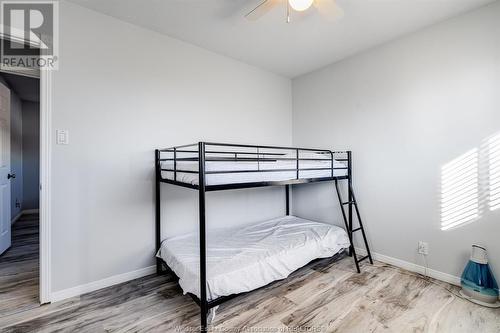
[418,241,429,255]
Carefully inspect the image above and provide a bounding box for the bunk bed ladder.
[334,180,373,273]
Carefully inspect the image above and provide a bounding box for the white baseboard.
[355,247,461,286]
[11,209,40,225]
[49,250,461,303]
[51,265,156,303]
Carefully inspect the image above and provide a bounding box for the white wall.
[292,2,500,279]
[51,1,292,293]
[22,101,39,211]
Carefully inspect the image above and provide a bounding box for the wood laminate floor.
[0,214,39,319]
[1,214,499,332]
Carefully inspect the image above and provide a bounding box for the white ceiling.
[68,0,496,77]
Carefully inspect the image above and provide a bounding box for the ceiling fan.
[245,0,344,23]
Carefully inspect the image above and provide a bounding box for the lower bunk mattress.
[156,215,350,301]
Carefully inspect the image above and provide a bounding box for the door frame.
[0,28,53,304]
[39,67,52,304]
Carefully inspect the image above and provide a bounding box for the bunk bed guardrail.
[157,142,350,191]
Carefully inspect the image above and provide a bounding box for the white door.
[0,82,11,255]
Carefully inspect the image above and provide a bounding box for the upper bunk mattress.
[156,215,350,300]
[161,154,347,186]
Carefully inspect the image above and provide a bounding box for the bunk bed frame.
[155,142,372,331]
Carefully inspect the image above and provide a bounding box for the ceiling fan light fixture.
[288,0,314,12]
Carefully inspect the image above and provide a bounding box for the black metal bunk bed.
[155,142,372,331]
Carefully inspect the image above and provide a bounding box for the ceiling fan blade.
[245,0,282,21]
[313,0,344,20]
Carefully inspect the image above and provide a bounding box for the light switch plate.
[56,130,69,145]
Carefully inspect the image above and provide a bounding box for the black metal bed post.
[285,185,290,216]
[347,151,353,257]
[198,142,208,331]
[155,149,162,275]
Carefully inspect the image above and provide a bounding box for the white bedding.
[156,215,350,300]
[161,153,347,185]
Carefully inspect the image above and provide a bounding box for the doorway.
[0,71,40,311]
[0,32,53,304]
